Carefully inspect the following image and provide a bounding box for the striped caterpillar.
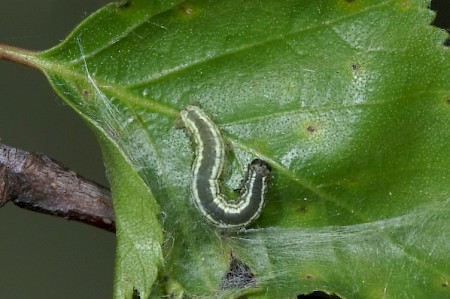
[180,105,271,228]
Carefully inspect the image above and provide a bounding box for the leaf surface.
[100,137,163,299]
[6,0,450,298]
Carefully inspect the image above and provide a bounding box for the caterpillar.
[180,105,271,228]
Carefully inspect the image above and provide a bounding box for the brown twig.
[0,143,115,232]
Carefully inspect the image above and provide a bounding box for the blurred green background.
[0,1,448,298]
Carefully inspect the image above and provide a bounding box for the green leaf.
[3,0,449,298]
[100,136,163,299]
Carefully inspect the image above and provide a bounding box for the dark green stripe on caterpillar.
[180,105,271,228]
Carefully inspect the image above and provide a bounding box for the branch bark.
[0,143,115,232]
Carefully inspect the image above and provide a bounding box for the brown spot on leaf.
[177,3,199,19]
[307,126,316,133]
[82,89,91,98]
[305,274,313,279]
[180,6,194,15]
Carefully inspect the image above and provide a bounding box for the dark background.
[0,1,448,298]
